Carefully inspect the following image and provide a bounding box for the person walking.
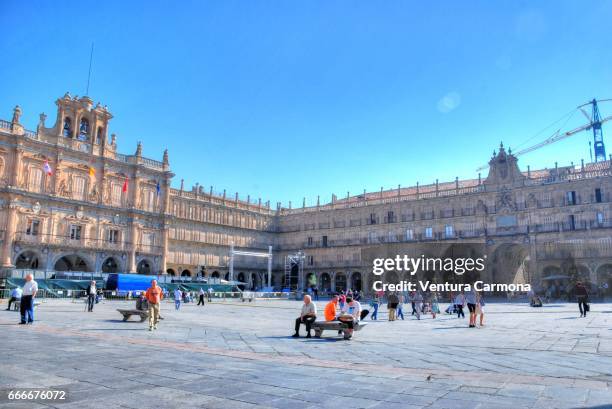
[174,288,182,310]
[370,293,380,320]
[20,274,38,324]
[197,288,206,306]
[397,293,405,320]
[85,280,97,312]
[6,286,22,311]
[476,291,485,326]
[409,291,417,315]
[414,291,423,320]
[431,292,440,319]
[387,292,399,321]
[145,280,163,331]
[466,288,478,328]
[575,281,589,317]
[454,291,466,319]
[207,287,213,302]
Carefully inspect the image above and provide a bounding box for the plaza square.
[1,298,612,408]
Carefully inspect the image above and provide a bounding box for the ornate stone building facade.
[1,94,611,294]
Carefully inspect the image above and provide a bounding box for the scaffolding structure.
[284,250,305,290]
[228,243,273,289]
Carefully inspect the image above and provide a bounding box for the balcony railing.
[14,232,162,254]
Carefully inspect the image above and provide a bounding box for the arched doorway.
[489,244,529,285]
[541,265,566,299]
[101,257,119,274]
[15,250,41,269]
[335,273,347,292]
[236,272,246,290]
[251,273,261,290]
[54,254,91,272]
[306,272,317,289]
[166,269,176,276]
[596,264,612,296]
[211,271,220,278]
[137,259,152,275]
[351,272,362,292]
[181,269,191,277]
[320,273,331,292]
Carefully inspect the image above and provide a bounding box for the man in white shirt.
[339,297,362,336]
[174,288,182,310]
[20,274,38,324]
[197,288,206,306]
[6,287,22,311]
[86,280,97,312]
[292,295,317,338]
[207,287,213,302]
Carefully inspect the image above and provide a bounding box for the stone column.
[2,199,17,267]
[160,221,169,274]
[127,220,137,273]
[11,148,23,187]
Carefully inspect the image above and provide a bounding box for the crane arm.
[514,115,612,157]
[475,114,612,172]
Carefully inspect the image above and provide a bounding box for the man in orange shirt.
[324,294,339,321]
[145,280,163,331]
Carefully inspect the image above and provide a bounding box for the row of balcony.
[298,219,612,249]
[279,196,610,233]
[14,232,163,254]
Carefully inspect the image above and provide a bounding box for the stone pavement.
[0,298,611,409]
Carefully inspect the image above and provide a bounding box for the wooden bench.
[312,320,367,340]
[117,309,148,322]
[12,300,41,311]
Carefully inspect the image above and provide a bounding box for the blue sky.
[1,1,611,206]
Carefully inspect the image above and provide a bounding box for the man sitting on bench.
[292,295,317,338]
[339,296,361,337]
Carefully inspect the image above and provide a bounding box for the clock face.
[32,202,41,214]
[76,210,84,219]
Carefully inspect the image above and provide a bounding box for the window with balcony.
[107,229,120,243]
[308,255,314,266]
[307,236,313,246]
[387,211,395,223]
[369,213,377,225]
[597,212,604,224]
[26,219,40,236]
[70,225,82,241]
[566,191,576,205]
[322,235,328,247]
[28,168,43,193]
[425,227,433,239]
[445,224,454,238]
[406,228,414,240]
[111,183,122,206]
[73,176,86,201]
[595,188,602,203]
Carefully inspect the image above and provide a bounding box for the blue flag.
[156,180,161,196]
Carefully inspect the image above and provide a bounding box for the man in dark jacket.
[575,282,589,317]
